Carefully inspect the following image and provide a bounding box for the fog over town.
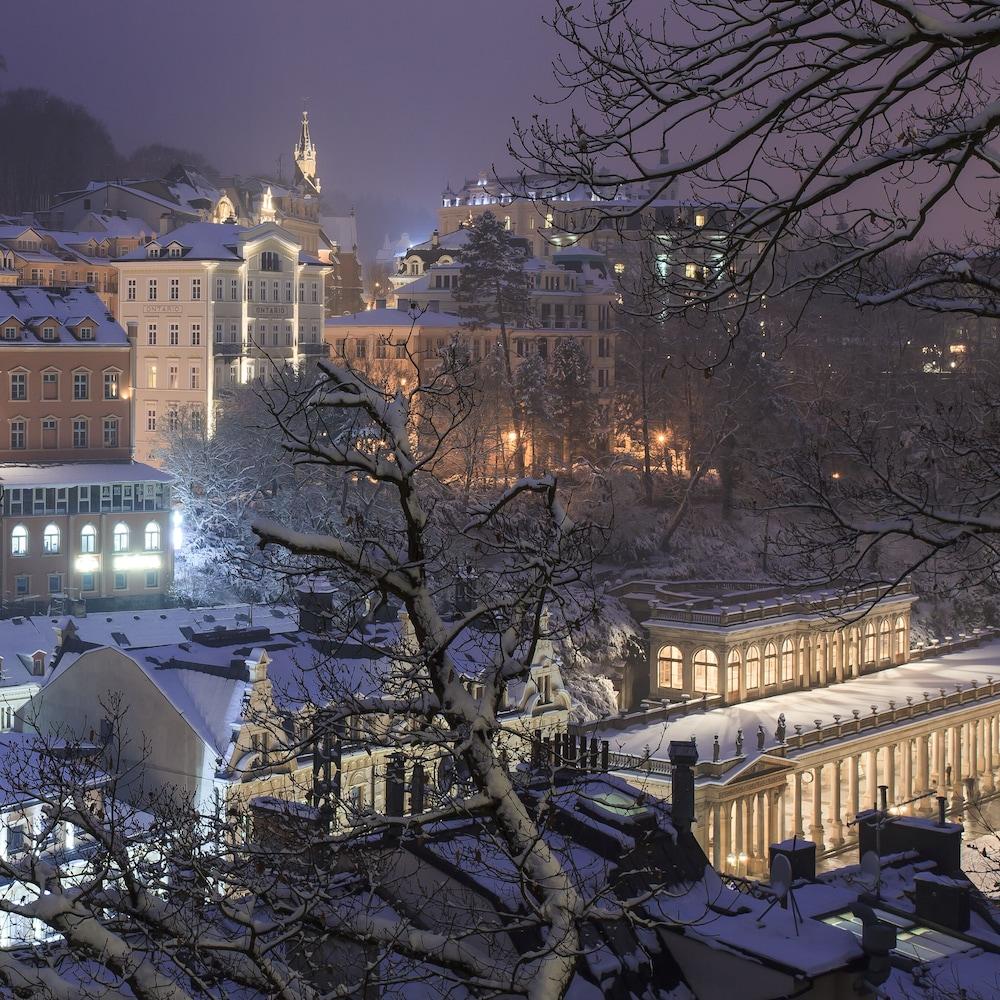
[2,3,1000,998]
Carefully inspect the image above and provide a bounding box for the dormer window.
[2,326,16,341]
[78,326,94,341]
[148,247,160,258]
[41,326,56,341]
[260,251,281,272]
[168,245,183,258]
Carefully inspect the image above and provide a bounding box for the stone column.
[985,717,996,794]
[970,720,980,797]
[917,733,930,799]
[712,804,722,868]
[810,765,825,850]
[951,724,964,812]
[734,797,745,860]
[792,772,804,837]
[848,754,861,831]
[865,749,879,810]
[776,784,787,842]
[901,738,913,812]
[755,791,766,865]
[934,728,946,791]
[886,743,897,806]
[721,800,733,867]
[830,758,844,847]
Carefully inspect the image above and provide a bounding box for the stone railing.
[647,580,913,628]
[782,675,1000,753]
[605,750,673,777]
[573,692,724,735]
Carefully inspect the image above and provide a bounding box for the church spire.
[293,108,321,196]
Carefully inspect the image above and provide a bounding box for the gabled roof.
[0,288,126,346]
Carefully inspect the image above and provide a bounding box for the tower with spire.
[293,108,321,197]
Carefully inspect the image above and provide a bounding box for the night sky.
[1,0,582,252]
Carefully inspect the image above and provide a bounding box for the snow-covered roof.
[0,462,171,489]
[117,222,243,261]
[320,215,358,253]
[407,228,472,253]
[598,640,1000,766]
[0,287,126,346]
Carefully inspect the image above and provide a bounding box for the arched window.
[726,649,741,695]
[693,648,719,694]
[894,615,907,657]
[657,645,683,689]
[113,522,130,553]
[42,524,60,555]
[80,524,97,553]
[144,521,161,552]
[863,622,877,664]
[10,525,27,557]
[745,645,761,690]
[780,639,795,682]
[764,642,778,686]
[878,618,891,660]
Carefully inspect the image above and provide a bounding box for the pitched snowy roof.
[117,222,243,261]
[0,287,126,345]
[320,215,358,252]
[0,462,170,488]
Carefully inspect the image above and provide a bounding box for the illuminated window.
[42,524,60,555]
[781,639,795,682]
[544,212,553,229]
[879,618,891,660]
[745,645,761,689]
[10,525,28,557]
[113,522,130,553]
[763,642,778,685]
[80,524,97,554]
[693,648,719,693]
[726,649,741,694]
[863,622,877,664]
[694,212,706,227]
[144,521,161,552]
[657,645,683,688]
[614,262,625,274]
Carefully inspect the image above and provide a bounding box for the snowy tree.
[547,338,595,466]
[512,1,1000,341]
[514,352,550,474]
[454,212,533,476]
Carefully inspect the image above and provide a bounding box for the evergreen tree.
[454,211,532,476]
[514,352,550,473]
[548,338,595,466]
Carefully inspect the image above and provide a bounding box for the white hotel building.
[115,221,329,464]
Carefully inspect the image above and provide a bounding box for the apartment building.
[0,286,172,612]
[115,220,329,463]
[382,237,616,393]
[0,219,152,314]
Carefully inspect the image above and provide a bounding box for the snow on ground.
[595,640,1000,765]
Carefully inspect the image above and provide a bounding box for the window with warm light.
[657,645,683,688]
[10,525,28,557]
[693,648,719,693]
[80,524,97,554]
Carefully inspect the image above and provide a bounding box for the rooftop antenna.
[756,849,803,932]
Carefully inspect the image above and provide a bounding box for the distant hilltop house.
[42,109,363,316]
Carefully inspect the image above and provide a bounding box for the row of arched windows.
[9,521,161,557]
[656,616,908,695]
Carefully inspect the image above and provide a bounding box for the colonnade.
[700,706,1000,874]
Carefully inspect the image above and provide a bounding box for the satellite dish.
[861,850,882,885]
[770,853,792,901]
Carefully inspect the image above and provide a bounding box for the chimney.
[668,740,698,833]
[769,839,817,880]
[158,212,171,236]
[914,873,971,932]
[386,753,405,819]
[410,761,426,815]
[431,229,440,247]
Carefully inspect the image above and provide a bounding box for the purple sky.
[2,0,580,249]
